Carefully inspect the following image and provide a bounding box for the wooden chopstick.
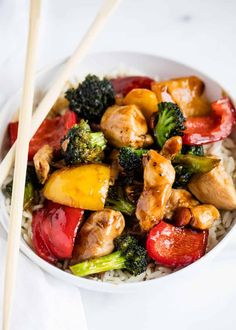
[2,0,121,329]
[2,1,41,329]
[0,0,121,186]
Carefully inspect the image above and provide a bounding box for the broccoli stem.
[70,251,125,277]
[24,182,34,210]
[173,154,220,174]
[105,197,135,215]
[5,178,35,210]
[90,132,107,148]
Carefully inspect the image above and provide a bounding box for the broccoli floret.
[173,145,205,187]
[182,145,204,156]
[105,184,135,216]
[4,166,38,210]
[61,119,107,165]
[125,182,143,204]
[65,74,115,122]
[173,154,220,174]
[173,165,193,188]
[70,234,147,277]
[154,102,186,148]
[118,147,148,178]
[173,154,220,188]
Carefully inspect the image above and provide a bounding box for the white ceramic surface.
[0,51,235,293]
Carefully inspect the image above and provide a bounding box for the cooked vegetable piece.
[105,184,135,215]
[190,204,220,230]
[5,166,37,210]
[8,110,77,160]
[123,88,158,121]
[23,181,35,210]
[71,209,125,264]
[61,120,107,165]
[111,76,154,96]
[189,163,236,210]
[171,144,204,188]
[32,201,84,261]
[173,165,193,188]
[136,150,175,231]
[70,234,147,276]
[118,147,148,178]
[151,76,210,117]
[146,221,208,268]
[154,102,186,148]
[173,146,208,188]
[43,164,110,210]
[65,74,115,122]
[125,182,143,204]
[181,145,204,156]
[100,104,153,148]
[173,154,220,174]
[32,207,58,264]
[33,144,53,184]
[183,97,236,145]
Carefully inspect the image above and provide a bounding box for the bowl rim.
[0,50,235,293]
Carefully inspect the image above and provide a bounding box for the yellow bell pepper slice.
[124,88,158,122]
[43,164,110,211]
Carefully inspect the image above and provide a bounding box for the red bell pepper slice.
[8,110,77,160]
[110,76,154,96]
[146,221,208,268]
[32,207,58,264]
[183,97,236,145]
[32,201,84,263]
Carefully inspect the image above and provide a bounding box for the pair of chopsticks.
[2,0,121,329]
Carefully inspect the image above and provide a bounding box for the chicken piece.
[188,164,236,210]
[33,144,53,184]
[165,189,199,218]
[136,150,175,231]
[71,209,125,263]
[190,204,220,230]
[161,136,183,160]
[49,96,69,118]
[151,76,210,117]
[100,104,153,148]
[150,84,174,103]
[167,189,220,230]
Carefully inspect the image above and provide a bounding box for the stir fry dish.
[5,73,236,281]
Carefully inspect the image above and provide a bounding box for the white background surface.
[1,0,236,329]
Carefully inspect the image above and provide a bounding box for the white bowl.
[0,51,235,293]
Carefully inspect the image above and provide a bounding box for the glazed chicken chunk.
[166,189,220,230]
[151,76,210,117]
[33,144,53,184]
[136,150,175,231]
[189,163,236,210]
[190,204,220,230]
[100,104,153,148]
[71,209,125,264]
[165,189,199,218]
